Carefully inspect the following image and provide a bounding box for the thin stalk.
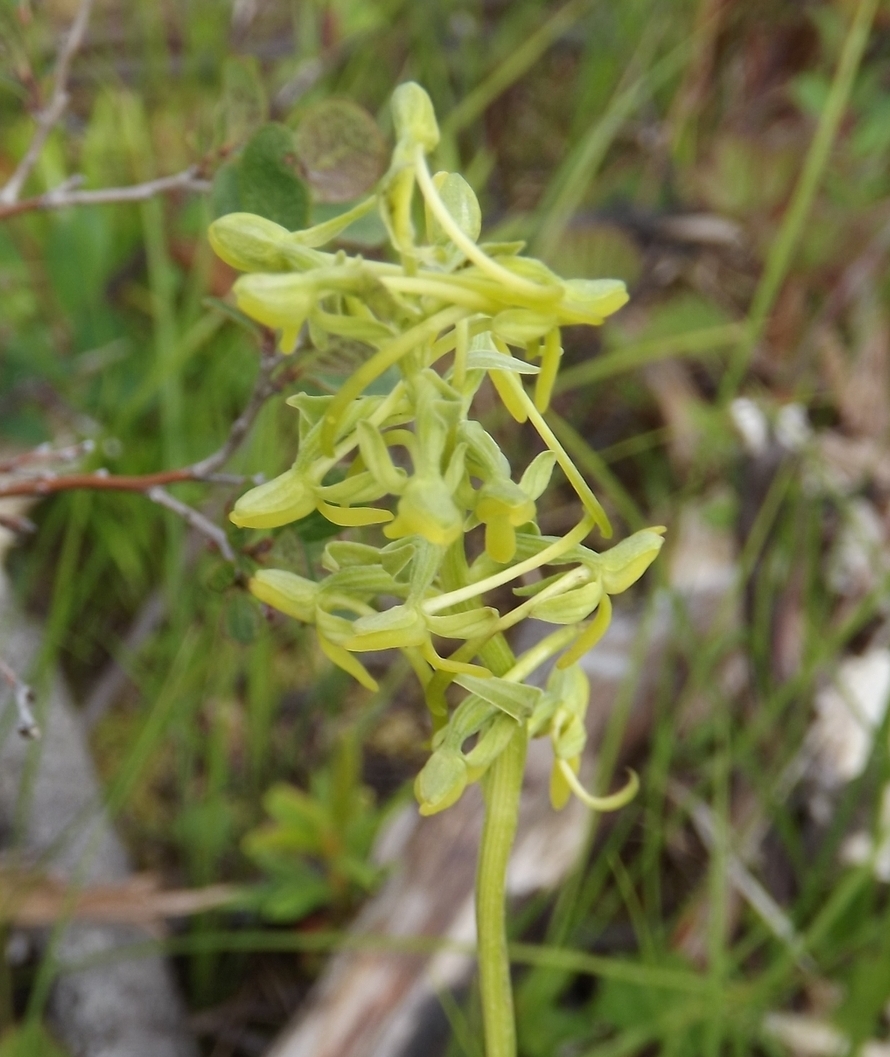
[476,723,527,1057]
[442,543,523,1057]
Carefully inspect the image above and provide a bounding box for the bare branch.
[0,168,212,221]
[0,0,96,207]
[0,439,95,474]
[0,656,40,739]
[0,512,37,535]
[148,486,236,563]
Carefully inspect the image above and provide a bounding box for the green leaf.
[225,591,261,644]
[425,171,481,245]
[211,159,243,218]
[294,99,387,203]
[238,123,310,230]
[263,782,329,832]
[529,578,603,625]
[203,561,238,592]
[464,348,540,374]
[453,674,542,721]
[259,873,332,922]
[519,451,557,500]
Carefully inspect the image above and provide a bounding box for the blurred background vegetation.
[4,0,890,1054]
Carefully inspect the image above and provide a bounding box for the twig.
[148,486,236,563]
[0,0,96,207]
[0,657,40,739]
[0,168,212,221]
[0,439,95,474]
[0,513,37,535]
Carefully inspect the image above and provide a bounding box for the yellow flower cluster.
[209,83,663,816]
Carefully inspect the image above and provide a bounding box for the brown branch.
[0,0,96,207]
[0,657,40,739]
[0,168,212,221]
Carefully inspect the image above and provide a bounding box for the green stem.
[441,542,525,1056]
[476,722,527,1057]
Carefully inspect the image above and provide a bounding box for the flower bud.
[599,529,665,594]
[208,213,293,272]
[463,714,518,779]
[391,82,440,153]
[559,278,629,325]
[415,749,467,816]
[233,272,315,330]
[249,569,319,622]
[230,468,316,529]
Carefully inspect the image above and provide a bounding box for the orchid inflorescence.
[209,83,663,819]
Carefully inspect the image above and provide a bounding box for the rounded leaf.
[238,123,309,230]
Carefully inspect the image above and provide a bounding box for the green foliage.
[243,735,384,921]
[0,1024,68,1057]
[212,124,310,229]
